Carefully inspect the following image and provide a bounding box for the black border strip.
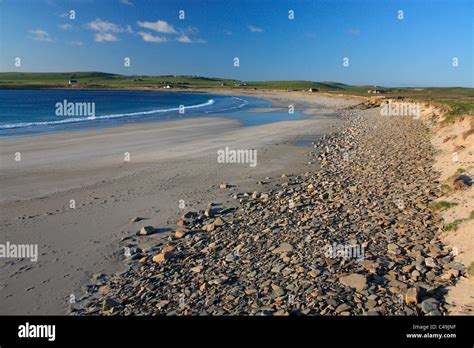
[0,316,472,346]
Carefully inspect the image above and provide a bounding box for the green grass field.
[0,72,242,88]
[1,72,473,121]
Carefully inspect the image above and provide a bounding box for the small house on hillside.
[309,87,319,92]
[367,88,386,94]
[68,79,78,86]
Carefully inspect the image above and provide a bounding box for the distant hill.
[0,72,364,91]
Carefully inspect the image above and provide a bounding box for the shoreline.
[0,90,348,202]
[0,87,351,139]
[0,89,254,138]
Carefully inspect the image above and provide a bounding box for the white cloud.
[67,40,84,46]
[87,19,123,33]
[136,20,205,44]
[86,18,133,42]
[177,35,192,43]
[137,31,167,43]
[94,33,119,42]
[224,30,233,36]
[119,0,133,5]
[28,29,54,42]
[177,35,206,44]
[137,20,177,34]
[248,25,263,33]
[59,23,73,30]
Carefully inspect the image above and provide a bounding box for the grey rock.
[339,274,367,291]
[421,298,439,314]
[272,243,294,254]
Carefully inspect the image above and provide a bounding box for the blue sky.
[0,0,472,87]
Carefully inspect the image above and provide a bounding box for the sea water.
[0,89,303,137]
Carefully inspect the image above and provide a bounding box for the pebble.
[405,288,418,305]
[152,251,174,263]
[271,284,285,297]
[339,274,367,291]
[139,226,154,236]
[175,230,187,238]
[271,243,294,254]
[190,265,203,273]
[421,298,439,314]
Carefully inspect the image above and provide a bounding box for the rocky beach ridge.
[75,98,470,316]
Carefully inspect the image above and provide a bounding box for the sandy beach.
[0,90,357,314]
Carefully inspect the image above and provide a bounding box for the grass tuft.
[468,262,474,277]
[444,219,463,232]
[429,201,458,212]
[441,183,452,193]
